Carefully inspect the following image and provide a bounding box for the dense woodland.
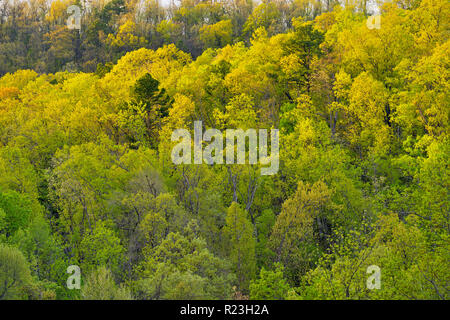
[0,0,376,74]
[0,0,449,300]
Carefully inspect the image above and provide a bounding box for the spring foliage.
[0,0,449,300]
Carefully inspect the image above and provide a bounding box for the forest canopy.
[0,0,448,300]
